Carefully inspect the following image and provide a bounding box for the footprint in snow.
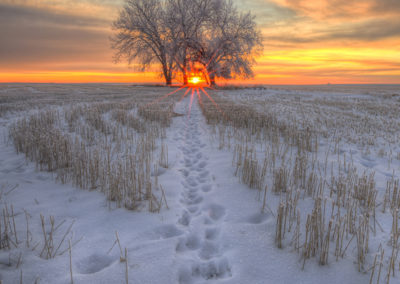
[149,224,184,240]
[204,204,226,221]
[198,170,209,178]
[176,233,201,252]
[76,253,117,274]
[178,211,191,226]
[196,177,207,183]
[197,161,207,169]
[198,240,219,260]
[205,227,219,240]
[188,205,199,214]
[244,213,271,224]
[187,196,203,206]
[201,184,212,193]
[178,257,232,283]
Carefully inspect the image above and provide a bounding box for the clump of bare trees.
[111,0,262,86]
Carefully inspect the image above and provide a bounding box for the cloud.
[324,18,400,41]
[263,15,400,44]
[0,3,114,70]
[269,0,400,19]
[0,3,110,28]
[0,0,122,19]
[370,0,400,14]
[265,19,400,45]
[234,0,297,27]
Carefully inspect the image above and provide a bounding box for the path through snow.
[173,95,232,283]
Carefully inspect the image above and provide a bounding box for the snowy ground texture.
[0,84,400,283]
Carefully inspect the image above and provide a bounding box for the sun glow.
[188,76,201,85]
[147,66,223,120]
[187,71,207,87]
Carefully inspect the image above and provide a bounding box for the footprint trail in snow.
[174,95,232,283]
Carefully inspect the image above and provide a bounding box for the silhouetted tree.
[111,0,175,85]
[111,0,262,86]
[193,0,263,85]
[165,0,212,85]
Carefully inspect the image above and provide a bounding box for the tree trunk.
[209,72,216,86]
[183,72,188,85]
[182,56,188,85]
[162,64,172,86]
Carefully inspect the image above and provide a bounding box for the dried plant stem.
[69,239,73,284]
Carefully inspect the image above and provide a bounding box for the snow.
[0,84,399,283]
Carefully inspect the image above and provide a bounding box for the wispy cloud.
[0,2,115,70]
[269,0,400,19]
[264,17,400,44]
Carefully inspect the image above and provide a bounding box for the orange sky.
[0,0,399,84]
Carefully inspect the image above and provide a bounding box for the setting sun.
[188,76,203,86]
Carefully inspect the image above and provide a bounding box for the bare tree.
[165,0,212,85]
[111,0,175,85]
[192,0,263,85]
[111,0,262,86]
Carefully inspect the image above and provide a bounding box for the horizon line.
[1,82,399,86]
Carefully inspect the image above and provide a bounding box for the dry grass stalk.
[159,142,169,168]
[69,239,73,284]
[319,219,333,265]
[9,96,176,212]
[125,248,129,284]
[275,203,285,249]
[273,167,289,194]
[39,214,74,259]
[356,214,370,272]
[1,204,20,250]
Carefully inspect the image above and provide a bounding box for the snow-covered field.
[0,84,399,283]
